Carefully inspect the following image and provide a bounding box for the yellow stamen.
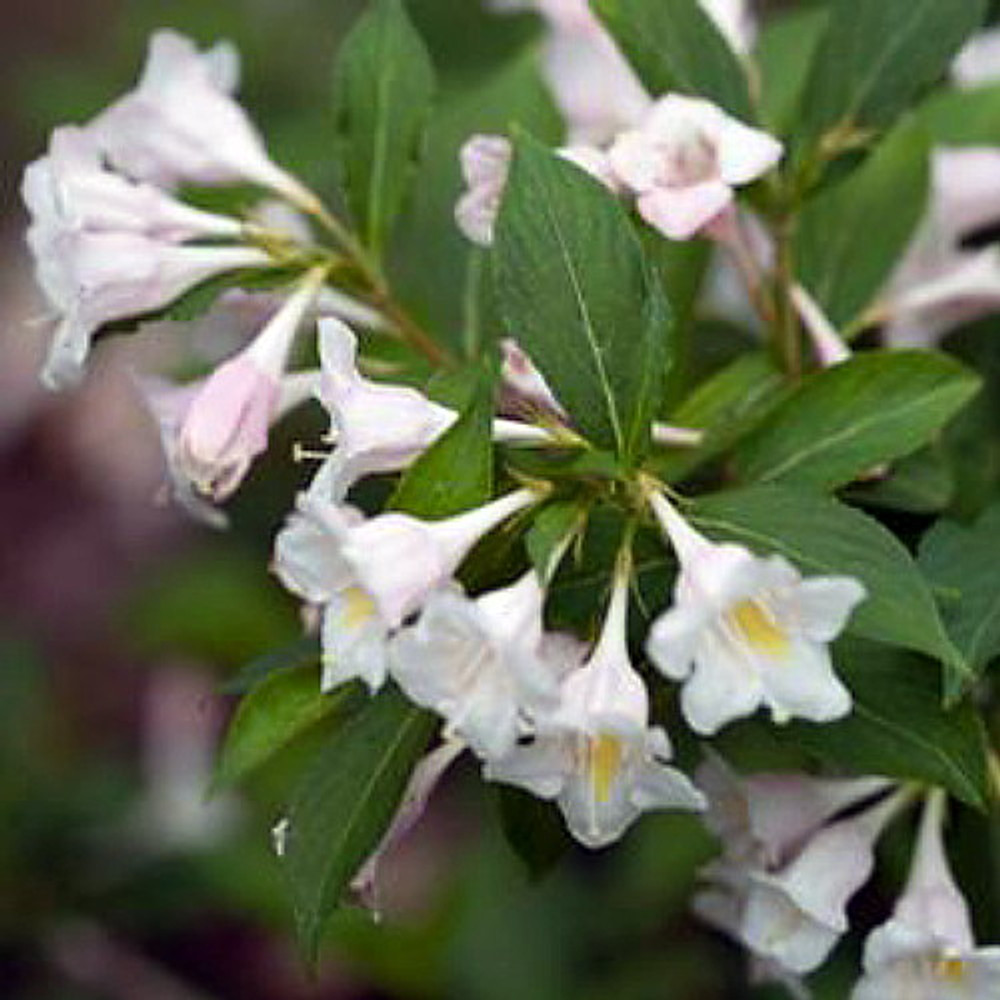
[729,600,789,656]
[588,734,623,804]
[341,587,376,630]
[934,956,967,981]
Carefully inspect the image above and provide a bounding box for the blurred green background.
[3,2,996,998]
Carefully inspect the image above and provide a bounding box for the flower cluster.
[21,9,1000,998]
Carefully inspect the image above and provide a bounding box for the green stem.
[772,213,802,381]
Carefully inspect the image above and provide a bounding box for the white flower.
[22,125,244,243]
[32,233,271,390]
[645,490,864,734]
[273,498,391,692]
[391,572,559,758]
[697,751,892,868]
[741,789,910,975]
[310,318,553,502]
[314,317,457,499]
[609,94,783,240]
[500,337,568,419]
[454,134,621,247]
[89,29,315,208]
[853,791,1000,999]
[274,485,541,690]
[953,26,1000,87]
[351,739,465,918]
[791,284,851,367]
[484,568,705,847]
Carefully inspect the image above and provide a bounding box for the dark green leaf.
[282,685,436,961]
[846,445,955,515]
[920,503,1000,682]
[525,501,589,584]
[735,351,980,490]
[798,0,987,141]
[757,5,830,133]
[389,363,495,517]
[215,667,359,789]
[495,786,575,880]
[222,636,321,695]
[332,0,436,256]
[690,485,966,678]
[797,122,931,327]
[917,83,1000,146]
[650,351,788,483]
[494,135,672,463]
[593,0,753,119]
[785,639,990,808]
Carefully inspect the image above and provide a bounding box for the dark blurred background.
[0,2,974,998]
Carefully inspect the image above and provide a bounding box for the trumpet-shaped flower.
[162,269,324,501]
[22,126,244,244]
[90,30,314,207]
[314,318,457,499]
[137,368,318,529]
[273,497,390,692]
[645,491,864,734]
[742,790,909,975]
[697,751,892,868]
[485,569,705,847]
[31,231,270,390]
[609,94,783,240]
[310,318,553,502]
[274,487,540,692]
[853,792,1000,999]
[390,572,560,758]
[953,26,1000,87]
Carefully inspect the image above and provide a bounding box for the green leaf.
[690,485,965,676]
[332,0,436,256]
[525,501,589,584]
[917,83,1000,146]
[495,786,575,880]
[282,685,437,962]
[215,667,359,789]
[797,122,931,327]
[592,0,753,119]
[785,639,990,808]
[757,5,830,134]
[650,351,789,483]
[493,134,672,463]
[389,363,495,518]
[920,503,1000,682]
[735,351,981,490]
[798,0,987,141]
[222,636,321,694]
[846,445,955,515]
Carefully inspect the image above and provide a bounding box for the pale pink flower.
[883,148,1000,347]
[164,269,324,502]
[741,790,911,974]
[22,125,243,243]
[853,791,1000,999]
[485,569,705,847]
[90,29,315,208]
[609,94,783,240]
[390,572,560,758]
[700,0,756,54]
[645,490,863,734]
